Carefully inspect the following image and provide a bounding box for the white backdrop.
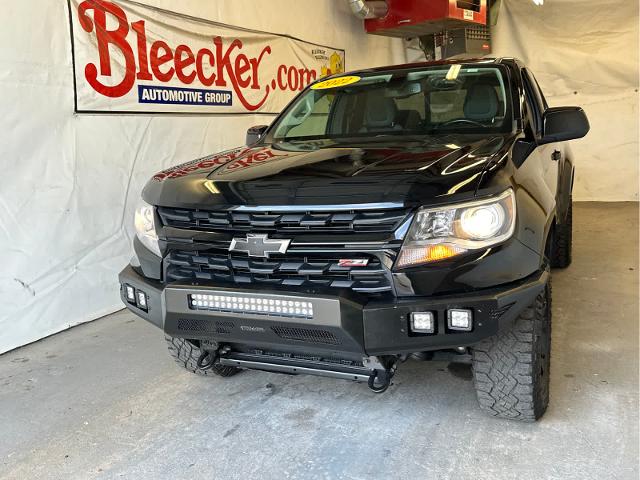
[0,0,404,353]
[492,0,639,202]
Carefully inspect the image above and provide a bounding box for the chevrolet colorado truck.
[119,58,589,421]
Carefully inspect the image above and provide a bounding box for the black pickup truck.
[120,58,589,421]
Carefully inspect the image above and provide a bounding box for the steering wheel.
[436,118,486,129]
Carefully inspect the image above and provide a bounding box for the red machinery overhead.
[364,0,487,37]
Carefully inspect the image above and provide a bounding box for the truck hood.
[143,135,513,209]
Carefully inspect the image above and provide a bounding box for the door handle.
[551,150,561,161]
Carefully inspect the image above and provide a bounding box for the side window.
[523,69,547,113]
[521,69,544,136]
[537,81,549,110]
[526,70,549,110]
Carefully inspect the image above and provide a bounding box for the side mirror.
[540,107,590,144]
[246,125,269,146]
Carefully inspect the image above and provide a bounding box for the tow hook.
[368,369,394,393]
[196,350,218,370]
[363,356,397,394]
[197,342,228,370]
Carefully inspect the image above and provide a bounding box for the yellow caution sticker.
[311,75,361,90]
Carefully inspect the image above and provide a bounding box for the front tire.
[471,279,552,421]
[165,335,242,377]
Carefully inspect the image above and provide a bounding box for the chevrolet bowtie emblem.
[229,234,291,258]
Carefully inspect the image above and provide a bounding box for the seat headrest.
[364,96,398,129]
[463,83,499,122]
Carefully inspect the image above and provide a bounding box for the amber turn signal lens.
[396,244,466,268]
[424,244,458,261]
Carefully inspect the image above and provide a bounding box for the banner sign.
[68,0,346,114]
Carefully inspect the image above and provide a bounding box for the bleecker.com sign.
[68,0,346,114]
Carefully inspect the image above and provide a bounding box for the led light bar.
[188,294,314,319]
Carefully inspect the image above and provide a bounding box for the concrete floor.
[1,202,638,480]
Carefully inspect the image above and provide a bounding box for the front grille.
[165,250,392,294]
[157,206,410,234]
[271,326,341,345]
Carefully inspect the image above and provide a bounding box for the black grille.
[165,250,392,294]
[270,326,341,345]
[157,207,410,234]
[176,318,235,334]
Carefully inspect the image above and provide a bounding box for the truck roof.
[341,57,518,77]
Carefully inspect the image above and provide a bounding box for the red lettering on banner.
[131,20,152,81]
[76,0,324,111]
[235,54,252,89]
[150,41,174,82]
[196,49,216,86]
[78,0,135,97]
[175,45,196,84]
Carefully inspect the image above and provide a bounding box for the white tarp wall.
[0,0,405,353]
[492,0,639,202]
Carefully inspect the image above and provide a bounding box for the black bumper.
[119,265,548,356]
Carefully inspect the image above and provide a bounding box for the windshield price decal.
[311,76,361,90]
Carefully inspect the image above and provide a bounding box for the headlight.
[134,199,160,256]
[396,189,516,269]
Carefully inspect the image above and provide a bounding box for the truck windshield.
[271,65,512,141]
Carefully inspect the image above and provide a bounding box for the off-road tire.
[551,200,572,268]
[165,335,241,377]
[471,279,551,421]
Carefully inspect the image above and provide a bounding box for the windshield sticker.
[311,75,361,90]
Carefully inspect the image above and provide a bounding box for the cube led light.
[448,309,473,331]
[136,290,148,310]
[410,312,435,334]
[124,284,136,303]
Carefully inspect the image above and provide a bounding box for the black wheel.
[164,335,241,377]
[551,200,572,268]
[471,279,552,421]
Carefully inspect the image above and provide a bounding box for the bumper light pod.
[410,312,435,334]
[448,309,473,331]
[124,284,136,304]
[136,290,148,310]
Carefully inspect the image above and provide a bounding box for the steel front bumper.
[119,265,548,356]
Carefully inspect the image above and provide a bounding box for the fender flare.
[556,156,574,224]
